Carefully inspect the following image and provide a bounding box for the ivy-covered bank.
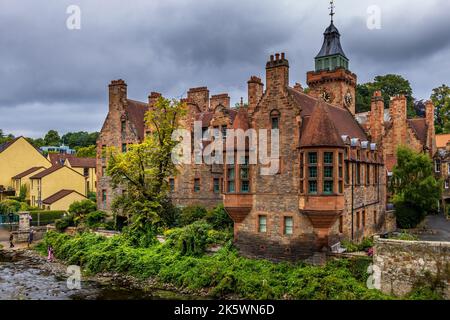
[39,230,391,300]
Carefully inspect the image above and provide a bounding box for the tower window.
[213,178,220,193]
[323,152,334,195]
[227,167,235,193]
[270,110,280,130]
[308,152,318,195]
[121,120,126,133]
[169,178,175,192]
[194,178,200,193]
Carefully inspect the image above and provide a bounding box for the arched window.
[270,110,280,130]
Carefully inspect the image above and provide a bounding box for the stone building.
[97,9,435,261]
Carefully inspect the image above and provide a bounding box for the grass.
[38,231,394,300]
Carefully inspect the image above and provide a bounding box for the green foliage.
[68,199,97,216]
[107,97,187,235]
[0,129,15,145]
[178,205,207,227]
[391,231,419,241]
[85,210,107,228]
[30,211,65,225]
[430,84,450,134]
[18,185,27,202]
[341,238,374,253]
[205,204,233,230]
[55,214,75,232]
[355,74,415,117]
[165,221,212,256]
[0,199,21,214]
[75,145,97,158]
[44,130,61,146]
[390,146,442,228]
[87,192,97,202]
[42,231,391,300]
[62,131,99,149]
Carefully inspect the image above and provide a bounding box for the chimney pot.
[270,55,274,62]
[281,52,285,60]
[275,53,280,60]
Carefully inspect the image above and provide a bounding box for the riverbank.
[0,246,201,300]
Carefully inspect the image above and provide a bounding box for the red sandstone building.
[97,15,435,261]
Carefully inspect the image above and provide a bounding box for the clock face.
[344,92,353,106]
[321,90,331,103]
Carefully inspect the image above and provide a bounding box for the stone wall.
[374,236,450,298]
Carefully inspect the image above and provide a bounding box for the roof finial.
[329,0,335,23]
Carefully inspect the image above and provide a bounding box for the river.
[0,249,195,300]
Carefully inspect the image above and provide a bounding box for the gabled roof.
[30,165,64,179]
[126,99,149,141]
[48,153,74,166]
[288,88,368,141]
[12,167,46,180]
[407,118,427,145]
[42,189,86,205]
[299,99,345,148]
[0,137,20,153]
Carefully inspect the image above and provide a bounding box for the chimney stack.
[109,79,127,112]
[369,90,385,144]
[148,92,162,107]
[265,52,289,92]
[248,76,264,114]
[425,100,436,156]
[187,87,210,112]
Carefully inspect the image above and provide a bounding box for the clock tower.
[306,1,357,114]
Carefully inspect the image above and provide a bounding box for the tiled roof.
[436,134,450,149]
[407,118,427,145]
[67,157,96,168]
[126,99,149,141]
[48,153,75,166]
[12,167,46,179]
[42,189,85,205]
[288,88,368,141]
[195,108,238,128]
[30,165,64,179]
[299,99,345,148]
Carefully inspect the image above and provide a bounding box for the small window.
[271,117,279,130]
[122,143,127,153]
[324,152,333,164]
[309,167,318,178]
[284,217,293,235]
[323,180,333,194]
[308,152,318,165]
[227,168,235,193]
[258,216,267,233]
[270,110,280,130]
[324,167,333,178]
[213,178,220,193]
[121,120,126,133]
[339,215,344,233]
[102,190,107,202]
[83,168,89,177]
[169,178,175,192]
[362,210,366,228]
[308,181,318,194]
[194,178,200,193]
[435,160,441,173]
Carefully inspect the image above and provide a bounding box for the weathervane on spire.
[329,0,335,23]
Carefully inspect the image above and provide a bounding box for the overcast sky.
[1,0,449,138]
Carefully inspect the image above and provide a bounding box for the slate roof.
[126,99,149,141]
[42,189,85,205]
[0,137,20,153]
[48,153,74,166]
[316,22,347,59]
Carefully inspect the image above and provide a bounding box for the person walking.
[27,228,34,248]
[47,245,54,262]
[9,233,14,249]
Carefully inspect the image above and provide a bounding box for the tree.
[0,129,15,145]
[390,146,442,228]
[107,97,186,237]
[76,145,97,158]
[44,130,61,146]
[355,74,415,116]
[430,84,450,134]
[61,131,99,149]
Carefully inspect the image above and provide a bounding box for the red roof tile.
[299,99,345,148]
[66,157,96,168]
[407,118,427,145]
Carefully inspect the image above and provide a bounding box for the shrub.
[165,221,212,256]
[394,201,425,229]
[391,231,418,241]
[205,204,233,230]
[178,205,207,227]
[342,237,373,253]
[0,199,21,214]
[30,211,65,225]
[69,199,97,216]
[85,210,107,228]
[55,214,75,232]
[87,192,97,202]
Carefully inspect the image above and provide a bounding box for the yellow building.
[48,154,97,193]
[29,165,87,209]
[0,137,51,200]
[12,166,46,198]
[41,189,87,211]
